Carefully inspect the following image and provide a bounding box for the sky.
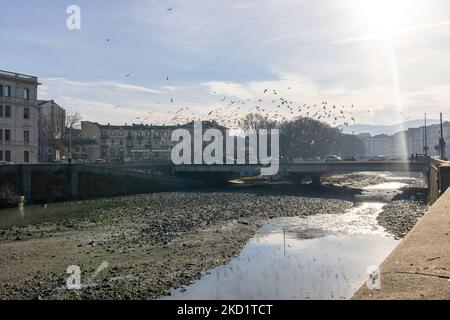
[1,0,450,127]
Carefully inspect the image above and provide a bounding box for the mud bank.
[0,173,426,300]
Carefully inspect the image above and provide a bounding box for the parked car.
[341,156,357,161]
[369,155,386,161]
[323,155,342,162]
[0,161,14,165]
[302,157,322,162]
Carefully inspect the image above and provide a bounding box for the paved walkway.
[353,189,450,300]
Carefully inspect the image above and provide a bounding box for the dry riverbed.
[0,173,427,300]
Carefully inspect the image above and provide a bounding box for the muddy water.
[0,201,108,228]
[162,177,412,300]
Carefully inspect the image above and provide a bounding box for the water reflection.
[0,201,107,228]
[164,222,397,300]
[163,179,409,300]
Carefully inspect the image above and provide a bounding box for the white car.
[323,155,342,162]
[0,161,14,165]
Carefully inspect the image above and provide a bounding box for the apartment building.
[358,121,450,159]
[79,122,189,161]
[0,70,39,164]
[78,121,227,162]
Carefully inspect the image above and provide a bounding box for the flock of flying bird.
[202,90,359,130]
[102,7,362,130]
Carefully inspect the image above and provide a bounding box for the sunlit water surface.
[162,176,413,300]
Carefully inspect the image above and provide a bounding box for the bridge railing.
[429,157,450,205]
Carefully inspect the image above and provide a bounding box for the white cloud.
[31,0,450,126]
[333,21,450,44]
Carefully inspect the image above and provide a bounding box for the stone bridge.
[0,159,440,205]
[173,161,430,185]
[0,164,204,205]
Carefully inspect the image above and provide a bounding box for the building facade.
[78,122,172,161]
[78,121,227,162]
[37,100,66,162]
[0,70,39,164]
[358,122,450,159]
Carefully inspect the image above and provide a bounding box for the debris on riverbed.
[0,190,354,300]
[0,173,429,300]
[376,179,428,239]
[377,200,428,238]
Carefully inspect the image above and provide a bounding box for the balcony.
[0,96,38,107]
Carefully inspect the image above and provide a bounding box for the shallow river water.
[162,176,415,300]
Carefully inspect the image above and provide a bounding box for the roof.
[38,100,52,106]
[0,70,39,84]
[85,120,228,131]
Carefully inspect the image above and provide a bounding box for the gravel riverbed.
[0,173,428,300]
[376,179,429,238]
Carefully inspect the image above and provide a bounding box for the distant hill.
[341,119,442,136]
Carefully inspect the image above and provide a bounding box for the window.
[5,106,11,118]
[4,86,11,97]
[0,105,2,117]
[24,108,30,119]
[0,150,2,161]
[24,130,30,145]
[5,129,11,144]
[24,88,30,100]
[0,84,3,97]
[24,151,30,163]
[5,150,11,162]
[0,129,2,144]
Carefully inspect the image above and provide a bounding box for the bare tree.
[66,111,82,131]
[239,111,365,161]
[38,105,66,162]
[240,113,278,131]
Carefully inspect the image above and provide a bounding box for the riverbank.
[376,179,428,238]
[0,173,426,300]
[353,188,450,300]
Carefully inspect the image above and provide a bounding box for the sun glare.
[356,0,424,35]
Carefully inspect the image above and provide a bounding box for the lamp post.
[69,126,72,163]
[439,113,447,160]
[423,113,429,156]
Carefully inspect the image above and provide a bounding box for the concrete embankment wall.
[429,158,450,204]
[353,187,450,300]
[0,164,204,206]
